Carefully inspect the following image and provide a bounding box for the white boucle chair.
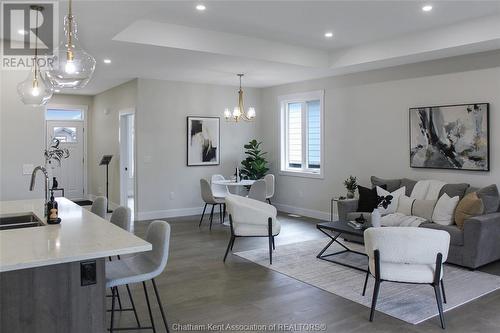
[363,227,450,329]
[224,194,280,264]
[106,220,171,333]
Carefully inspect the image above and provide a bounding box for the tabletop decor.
[187,116,220,166]
[343,175,358,199]
[240,139,269,180]
[410,103,489,171]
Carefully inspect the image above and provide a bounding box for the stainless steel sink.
[0,213,44,230]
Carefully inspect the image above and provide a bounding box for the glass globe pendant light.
[45,0,95,89]
[223,74,256,122]
[17,6,53,106]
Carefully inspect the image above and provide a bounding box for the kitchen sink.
[0,213,44,230]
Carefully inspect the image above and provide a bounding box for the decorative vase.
[371,208,381,228]
[346,190,355,199]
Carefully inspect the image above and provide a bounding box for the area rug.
[234,239,500,325]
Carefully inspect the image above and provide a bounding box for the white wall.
[259,51,500,219]
[136,78,261,219]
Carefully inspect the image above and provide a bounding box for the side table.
[330,197,357,221]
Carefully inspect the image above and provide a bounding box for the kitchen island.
[0,197,151,333]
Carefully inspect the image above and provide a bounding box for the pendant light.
[224,74,256,122]
[17,6,53,106]
[45,0,95,89]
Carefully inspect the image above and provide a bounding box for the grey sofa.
[338,177,500,270]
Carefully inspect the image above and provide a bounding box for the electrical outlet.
[80,261,97,286]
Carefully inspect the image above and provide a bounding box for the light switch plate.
[23,164,33,175]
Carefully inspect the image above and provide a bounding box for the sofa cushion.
[439,183,469,200]
[477,184,500,214]
[412,199,437,221]
[455,192,484,230]
[400,178,417,196]
[420,223,464,246]
[357,185,385,212]
[371,176,401,192]
[376,186,406,215]
[465,186,479,196]
[397,195,415,216]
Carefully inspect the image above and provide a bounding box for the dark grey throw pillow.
[400,178,417,197]
[439,183,470,200]
[477,184,500,214]
[371,176,401,192]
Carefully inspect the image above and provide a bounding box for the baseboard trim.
[274,202,330,221]
[137,206,205,221]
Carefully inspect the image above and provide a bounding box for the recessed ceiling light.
[103,59,112,64]
[422,5,433,12]
[324,32,333,38]
[196,4,206,11]
[54,89,61,93]
[18,29,28,35]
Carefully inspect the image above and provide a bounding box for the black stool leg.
[125,284,141,327]
[143,282,156,333]
[152,279,170,333]
[362,270,370,296]
[115,286,123,310]
[110,287,116,333]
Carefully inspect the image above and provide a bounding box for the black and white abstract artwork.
[187,117,220,166]
[409,103,489,171]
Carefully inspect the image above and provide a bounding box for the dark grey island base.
[1,259,105,333]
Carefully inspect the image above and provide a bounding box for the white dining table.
[212,179,255,187]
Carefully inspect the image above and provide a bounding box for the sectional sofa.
[338,176,500,269]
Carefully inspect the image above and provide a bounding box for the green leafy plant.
[240,139,269,180]
[344,175,358,192]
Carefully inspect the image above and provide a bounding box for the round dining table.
[211,179,255,226]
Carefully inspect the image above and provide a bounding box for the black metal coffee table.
[316,221,368,272]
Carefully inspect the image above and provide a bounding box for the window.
[279,90,324,178]
[53,127,77,143]
[46,109,84,120]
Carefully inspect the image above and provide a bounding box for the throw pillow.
[397,195,415,216]
[371,176,401,192]
[477,184,500,214]
[455,192,484,230]
[432,193,460,226]
[412,199,437,221]
[376,186,406,215]
[439,183,469,200]
[357,185,385,212]
[400,178,417,197]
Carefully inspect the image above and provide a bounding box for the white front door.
[46,120,85,199]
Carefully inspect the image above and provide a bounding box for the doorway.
[119,110,136,220]
[45,107,87,200]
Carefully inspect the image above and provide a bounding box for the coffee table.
[316,221,368,272]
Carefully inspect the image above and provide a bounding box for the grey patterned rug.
[235,238,500,325]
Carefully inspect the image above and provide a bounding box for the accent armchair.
[224,194,280,264]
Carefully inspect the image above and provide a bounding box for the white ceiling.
[30,1,500,94]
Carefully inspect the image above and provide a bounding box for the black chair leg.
[434,284,446,329]
[267,198,271,204]
[369,280,381,322]
[209,205,215,230]
[362,270,370,296]
[268,218,273,265]
[125,284,141,327]
[143,282,157,333]
[219,204,223,224]
[152,279,170,333]
[110,287,116,333]
[441,279,447,304]
[223,236,235,262]
[115,286,123,310]
[272,236,275,250]
[222,204,226,223]
[198,203,207,227]
[230,236,235,250]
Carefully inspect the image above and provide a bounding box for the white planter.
[371,208,381,228]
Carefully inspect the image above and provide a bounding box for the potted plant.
[240,139,269,180]
[343,175,358,199]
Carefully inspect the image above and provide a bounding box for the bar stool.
[107,220,171,333]
[91,196,107,218]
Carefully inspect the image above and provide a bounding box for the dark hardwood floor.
[108,213,500,333]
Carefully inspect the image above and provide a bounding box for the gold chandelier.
[224,74,256,122]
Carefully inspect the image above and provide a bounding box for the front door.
[46,120,85,199]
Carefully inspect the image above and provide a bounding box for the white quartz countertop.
[0,198,151,272]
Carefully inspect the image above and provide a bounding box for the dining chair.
[248,179,267,202]
[199,179,225,229]
[107,220,171,333]
[211,174,229,199]
[90,196,107,219]
[263,174,275,204]
[363,227,450,329]
[224,194,280,264]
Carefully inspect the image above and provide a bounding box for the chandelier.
[224,74,256,122]
[17,6,53,106]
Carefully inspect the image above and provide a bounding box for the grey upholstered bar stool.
[90,196,107,218]
[107,220,171,333]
